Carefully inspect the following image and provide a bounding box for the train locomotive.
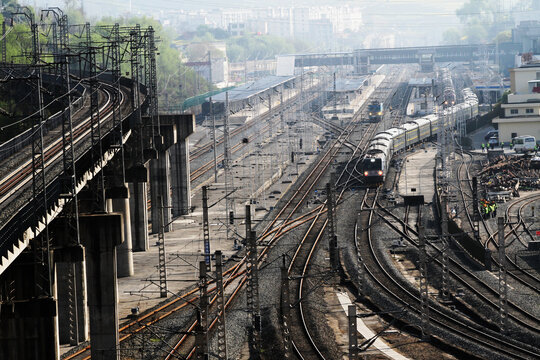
[361,88,478,184]
[368,100,384,122]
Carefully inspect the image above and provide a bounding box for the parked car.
[488,136,499,147]
[484,130,498,141]
[513,135,536,153]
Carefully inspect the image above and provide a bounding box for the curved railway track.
[0,81,133,206]
[377,202,540,334]
[164,69,406,359]
[455,150,540,293]
[63,68,404,360]
[356,188,540,360]
[0,80,136,267]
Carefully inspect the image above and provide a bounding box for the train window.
[510,109,518,115]
[526,108,534,114]
[363,158,382,170]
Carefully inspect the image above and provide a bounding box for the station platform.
[396,144,437,204]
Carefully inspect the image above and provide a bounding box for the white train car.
[412,117,432,142]
[362,87,478,184]
[402,122,419,148]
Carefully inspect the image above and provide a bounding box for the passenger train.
[362,88,478,183]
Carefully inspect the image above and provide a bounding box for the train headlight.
[378,170,383,176]
[377,112,382,115]
[364,171,368,176]
[369,112,372,116]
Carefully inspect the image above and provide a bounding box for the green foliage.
[448,0,518,44]
[494,30,512,43]
[95,15,212,108]
[226,34,308,62]
[442,28,463,45]
[195,25,229,40]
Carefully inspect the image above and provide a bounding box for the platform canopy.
[408,78,434,87]
[326,76,368,92]
[212,75,296,103]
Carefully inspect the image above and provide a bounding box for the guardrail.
[0,78,86,163]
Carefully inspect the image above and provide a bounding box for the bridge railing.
[0,79,86,163]
[0,74,145,258]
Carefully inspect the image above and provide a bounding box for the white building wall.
[496,64,540,143]
[510,67,540,93]
[495,120,540,143]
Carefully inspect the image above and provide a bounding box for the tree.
[97,16,212,108]
[226,34,307,62]
[442,28,462,45]
[452,0,517,44]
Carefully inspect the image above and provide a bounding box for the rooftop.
[212,75,296,102]
[493,116,540,123]
[513,63,540,70]
[326,76,368,92]
[408,78,433,86]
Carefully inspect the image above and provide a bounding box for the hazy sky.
[25,0,466,18]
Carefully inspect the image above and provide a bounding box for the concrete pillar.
[80,213,123,360]
[126,164,149,252]
[150,149,172,234]
[56,261,88,344]
[106,186,134,277]
[149,116,195,231]
[171,137,191,216]
[49,218,89,346]
[129,181,149,251]
[170,114,195,217]
[0,252,59,360]
[55,247,88,345]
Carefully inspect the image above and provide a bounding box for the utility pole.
[472,177,480,241]
[356,217,366,298]
[223,92,236,247]
[333,72,337,119]
[86,22,105,212]
[280,85,285,133]
[327,182,338,271]
[195,260,209,360]
[497,217,508,333]
[1,21,6,63]
[348,305,358,360]
[246,230,261,358]
[439,194,450,301]
[208,50,212,87]
[215,251,228,359]
[55,9,82,346]
[202,186,211,272]
[210,97,218,182]
[268,92,273,137]
[245,204,252,240]
[280,255,291,358]
[418,224,430,339]
[158,196,168,298]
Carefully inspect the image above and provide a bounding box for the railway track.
[63,67,403,359]
[0,80,136,266]
[0,84,115,204]
[356,188,540,360]
[188,82,314,162]
[378,202,540,335]
[164,69,406,359]
[287,68,410,359]
[505,192,540,248]
[455,150,540,293]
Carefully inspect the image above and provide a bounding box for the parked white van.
[512,135,536,153]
